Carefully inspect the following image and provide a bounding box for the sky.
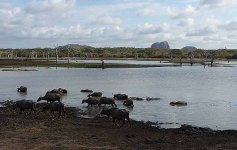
[0,0,237,49]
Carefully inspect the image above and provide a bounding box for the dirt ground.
[0,106,237,150]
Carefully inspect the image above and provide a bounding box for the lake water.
[1,63,237,130]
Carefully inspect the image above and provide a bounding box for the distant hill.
[151,41,170,49]
[57,44,93,50]
[181,46,197,51]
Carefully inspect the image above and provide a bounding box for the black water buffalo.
[46,88,67,96]
[37,93,61,103]
[42,102,66,116]
[99,97,116,107]
[35,102,49,109]
[12,100,35,114]
[17,86,27,93]
[170,101,187,106]
[88,92,103,97]
[146,97,160,101]
[129,97,143,101]
[58,88,67,94]
[81,89,93,93]
[101,108,131,128]
[123,99,134,107]
[82,97,99,107]
[113,94,128,100]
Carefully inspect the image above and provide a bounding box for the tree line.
[0,47,237,60]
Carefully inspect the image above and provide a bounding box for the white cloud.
[0,0,237,49]
[91,16,123,26]
[222,21,237,31]
[199,0,237,8]
[136,23,170,34]
[186,26,217,36]
[178,18,195,27]
[172,5,196,18]
[136,3,177,17]
[25,0,76,13]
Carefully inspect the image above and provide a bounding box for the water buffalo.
[146,97,160,101]
[81,89,93,93]
[82,97,99,107]
[46,88,67,96]
[99,97,116,107]
[35,102,49,109]
[123,99,134,107]
[88,92,103,97]
[37,93,61,103]
[170,101,187,106]
[12,100,35,114]
[129,97,143,101]
[58,88,67,94]
[42,102,66,116]
[114,94,128,100]
[17,86,27,93]
[101,108,131,128]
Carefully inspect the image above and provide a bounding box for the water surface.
[1,65,237,130]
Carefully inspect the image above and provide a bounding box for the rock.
[181,46,197,51]
[57,44,93,50]
[151,41,170,49]
[170,101,187,106]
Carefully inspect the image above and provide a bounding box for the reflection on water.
[1,64,237,130]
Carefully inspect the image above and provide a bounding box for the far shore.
[0,58,235,69]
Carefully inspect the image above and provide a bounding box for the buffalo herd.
[13,87,68,117]
[8,86,186,128]
[11,86,174,128]
[12,87,133,127]
[81,92,132,127]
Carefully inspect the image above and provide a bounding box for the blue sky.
[0,0,237,49]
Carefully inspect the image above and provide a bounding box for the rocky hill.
[151,41,170,49]
[57,44,93,50]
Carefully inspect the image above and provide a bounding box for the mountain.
[181,46,197,51]
[151,41,170,49]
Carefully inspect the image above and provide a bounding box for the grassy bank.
[0,59,180,68]
[1,58,234,69]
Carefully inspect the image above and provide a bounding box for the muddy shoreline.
[1,105,237,150]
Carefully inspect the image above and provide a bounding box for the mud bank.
[0,105,237,150]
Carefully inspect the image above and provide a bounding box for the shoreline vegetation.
[0,58,234,69]
[1,45,237,69]
[1,105,237,149]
